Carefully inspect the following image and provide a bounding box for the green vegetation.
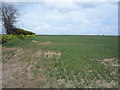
[2,35,119,88]
[0,35,2,44]
[12,28,35,35]
[2,34,35,44]
[2,28,35,44]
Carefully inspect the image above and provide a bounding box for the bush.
[16,34,27,39]
[0,35,2,44]
[2,28,36,44]
[12,28,35,35]
[16,34,35,40]
[2,34,36,44]
[2,27,36,44]
[2,35,19,43]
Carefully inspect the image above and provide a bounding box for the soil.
[2,47,47,88]
[32,40,38,43]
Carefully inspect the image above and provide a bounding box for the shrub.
[12,28,35,35]
[2,34,36,44]
[2,28,36,44]
[16,34,35,40]
[2,35,19,43]
[16,34,27,39]
[0,35,2,44]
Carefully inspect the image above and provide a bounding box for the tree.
[1,2,19,34]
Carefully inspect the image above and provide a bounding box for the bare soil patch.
[101,58,119,67]
[0,63,2,89]
[2,47,47,88]
[2,47,64,88]
[44,51,61,58]
[3,47,19,52]
[35,50,43,57]
[2,57,23,88]
[103,58,116,62]
[40,41,53,45]
[35,50,61,59]
[32,40,38,43]
[2,47,22,62]
[95,80,117,88]
[3,60,47,88]
[32,40,54,45]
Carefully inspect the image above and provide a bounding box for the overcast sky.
[1,2,118,35]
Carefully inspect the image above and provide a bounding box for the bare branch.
[1,2,19,34]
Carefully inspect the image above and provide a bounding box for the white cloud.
[14,2,118,35]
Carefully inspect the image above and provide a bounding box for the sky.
[1,1,118,35]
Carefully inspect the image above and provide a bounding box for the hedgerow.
[2,28,35,44]
[2,34,35,44]
[12,28,35,35]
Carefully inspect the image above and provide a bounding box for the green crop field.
[2,35,119,88]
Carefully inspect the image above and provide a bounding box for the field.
[2,35,119,88]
